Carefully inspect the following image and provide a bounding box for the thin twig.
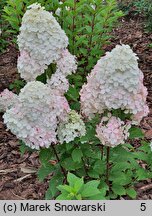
[106,146,110,186]
[138,183,152,193]
[14,174,32,182]
[11,191,26,200]
[82,157,88,176]
[99,144,104,159]
[51,143,67,179]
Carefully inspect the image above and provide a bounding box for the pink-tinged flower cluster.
[0,89,18,112]
[96,116,131,147]
[56,49,77,76]
[3,81,70,149]
[128,71,149,124]
[80,44,149,123]
[17,3,69,81]
[17,50,48,81]
[47,49,77,95]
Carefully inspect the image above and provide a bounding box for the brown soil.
[0,15,152,200]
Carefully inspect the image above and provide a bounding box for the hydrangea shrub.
[0,3,152,200]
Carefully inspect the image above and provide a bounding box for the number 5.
[140,203,146,211]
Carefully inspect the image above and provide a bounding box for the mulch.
[0,15,152,200]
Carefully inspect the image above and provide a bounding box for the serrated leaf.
[88,193,106,200]
[46,173,64,199]
[19,140,33,155]
[111,162,131,173]
[88,169,100,178]
[61,157,82,171]
[129,127,144,139]
[38,163,54,181]
[81,180,100,197]
[66,143,73,151]
[73,177,84,193]
[67,172,81,186]
[56,192,69,200]
[66,86,79,102]
[57,185,72,193]
[126,188,137,199]
[133,151,148,161]
[39,148,53,165]
[136,168,148,180]
[112,184,126,196]
[93,160,105,175]
[72,149,83,162]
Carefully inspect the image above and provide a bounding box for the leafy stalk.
[106,146,110,186]
[51,143,67,180]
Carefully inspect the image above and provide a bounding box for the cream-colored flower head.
[80,44,149,123]
[17,3,68,81]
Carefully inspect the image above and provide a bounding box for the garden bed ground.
[0,15,152,200]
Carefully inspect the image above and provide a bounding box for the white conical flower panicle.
[57,110,86,144]
[17,3,68,81]
[80,44,149,123]
[3,81,70,149]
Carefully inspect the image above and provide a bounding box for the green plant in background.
[118,0,152,32]
[58,0,123,75]
[58,0,123,109]
[1,0,60,52]
[116,0,134,15]
[134,0,152,32]
[2,0,60,34]
[0,0,9,53]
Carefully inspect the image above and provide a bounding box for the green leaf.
[66,143,74,151]
[56,192,70,200]
[129,127,144,139]
[126,188,137,199]
[75,194,82,200]
[38,163,54,181]
[88,193,106,200]
[111,162,131,173]
[46,173,64,199]
[73,178,84,193]
[61,157,82,171]
[81,180,100,197]
[85,26,92,33]
[110,170,126,181]
[133,151,148,161]
[100,180,109,195]
[57,185,72,193]
[67,172,81,187]
[93,160,105,175]
[136,168,148,180]
[72,149,83,162]
[88,169,100,178]
[112,184,126,196]
[66,86,79,102]
[36,72,47,83]
[19,140,34,155]
[39,148,53,165]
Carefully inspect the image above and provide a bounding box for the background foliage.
[118,0,152,32]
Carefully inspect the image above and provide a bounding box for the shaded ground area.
[0,15,152,200]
